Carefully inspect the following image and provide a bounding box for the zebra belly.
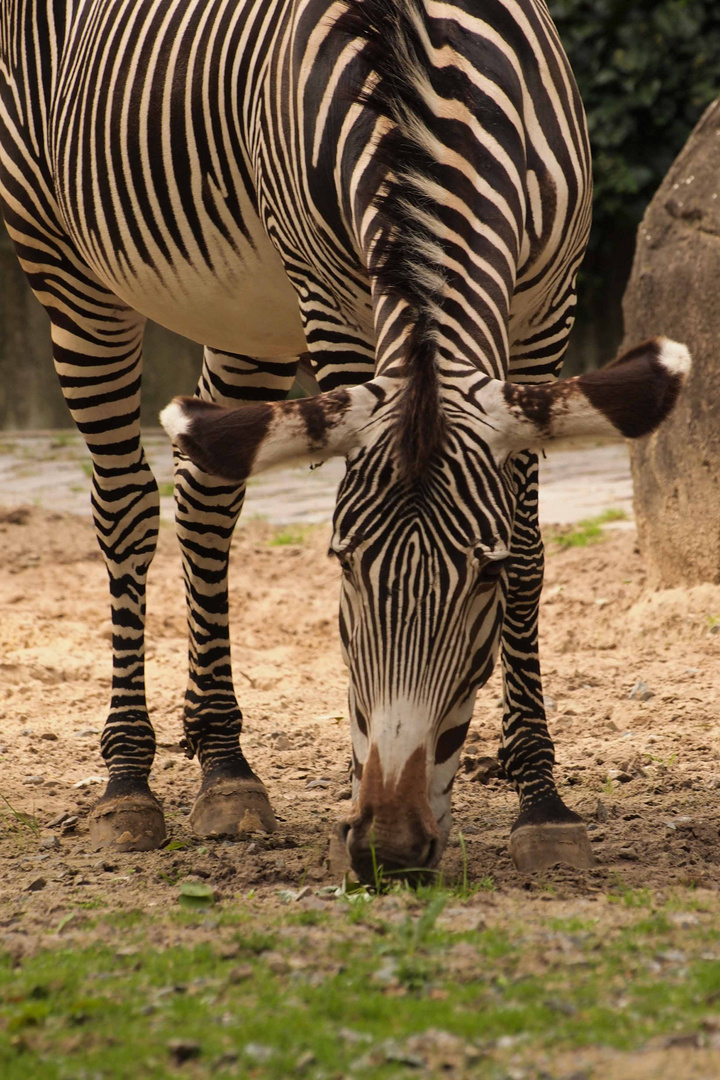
[67,226,307,358]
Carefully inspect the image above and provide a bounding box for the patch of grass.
[267,525,313,547]
[547,507,628,550]
[3,896,719,1080]
[80,462,93,478]
[0,795,40,836]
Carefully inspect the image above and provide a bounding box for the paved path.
[0,430,633,526]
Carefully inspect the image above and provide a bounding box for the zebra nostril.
[424,837,438,867]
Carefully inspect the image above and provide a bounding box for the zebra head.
[162,337,689,881]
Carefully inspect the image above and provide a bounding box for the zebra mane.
[339,0,451,482]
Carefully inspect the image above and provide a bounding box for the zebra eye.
[474,550,507,580]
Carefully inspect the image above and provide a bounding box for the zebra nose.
[342,819,438,885]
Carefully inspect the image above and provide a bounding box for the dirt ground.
[1,499,719,920]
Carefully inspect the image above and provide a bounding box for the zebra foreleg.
[499,452,594,872]
[174,350,299,837]
[50,309,166,852]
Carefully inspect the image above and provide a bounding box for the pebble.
[468,756,502,785]
[543,695,557,713]
[607,769,633,784]
[73,776,104,788]
[23,775,44,785]
[245,1043,274,1062]
[39,835,60,851]
[61,816,79,832]
[40,732,58,741]
[305,779,330,790]
[26,877,47,892]
[48,811,72,828]
[628,680,655,701]
[336,787,352,801]
[167,1040,201,1065]
[595,799,609,823]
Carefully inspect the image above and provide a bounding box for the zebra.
[1,0,689,880]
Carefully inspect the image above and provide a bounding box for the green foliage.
[549,0,720,262]
[547,507,627,550]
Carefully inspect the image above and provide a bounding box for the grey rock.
[39,835,60,851]
[595,799,609,822]
[625,98,720,587]
[26,877,47,892]
[628,680,655,701]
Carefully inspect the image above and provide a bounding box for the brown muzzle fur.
[343,744,440,882]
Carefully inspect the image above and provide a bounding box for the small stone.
[26,877,47,892]
[61,815,79,832]
[162,760,174,770]
[167,1039,201,1065]
[23,776,44,785]
[48,811,71,828]
[294,885,312,901]
[468,756,502,785]
[628,680,655,701]
[607,769,633,784]
[543,695,557,713]
[595,799,609,823]
[73,776,104,788]
[39,835,60,851]
[305,779,330,790]
[40,732,58,741]
[244,1043,273,1063]
[273,735,292,752]
[336,786,352,800]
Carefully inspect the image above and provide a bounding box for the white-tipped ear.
[480,337,691,454]
[160,380,389,481]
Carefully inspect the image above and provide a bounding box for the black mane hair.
[337,0,451,481]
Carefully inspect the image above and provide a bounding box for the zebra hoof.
[190,778,277,837]
[88,793,166,852]
[509,821,595,873]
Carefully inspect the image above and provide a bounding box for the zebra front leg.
[50,313,166,852]
[499,452,593,872]
[174,350,299,837]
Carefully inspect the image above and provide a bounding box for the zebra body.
[1,0,688,875]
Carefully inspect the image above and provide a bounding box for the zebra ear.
[160,382,386,481]
[485,337,691,453]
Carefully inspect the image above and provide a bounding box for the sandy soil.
[1,500,719,927]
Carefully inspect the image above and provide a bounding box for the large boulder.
[623,99,720,587]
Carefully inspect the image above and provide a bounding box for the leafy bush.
[549,0,720,254]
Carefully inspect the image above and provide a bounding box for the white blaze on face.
[348,691,477,852]
[365,695,432,786]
